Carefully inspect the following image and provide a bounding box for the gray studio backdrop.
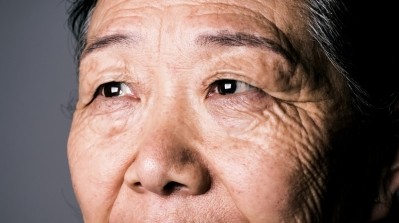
[0,1,82,222]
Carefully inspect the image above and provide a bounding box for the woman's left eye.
[209,79,257,95]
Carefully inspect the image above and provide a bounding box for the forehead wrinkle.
[89,1,164,37]
[92,0,277,34]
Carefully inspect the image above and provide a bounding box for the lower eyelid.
[87,94,140,115]
[206,90,273,115]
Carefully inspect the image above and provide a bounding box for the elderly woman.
[66,0,398,222]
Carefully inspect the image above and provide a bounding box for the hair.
[67,0,97,62]
[67,0,398,221]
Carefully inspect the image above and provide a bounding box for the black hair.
[67,0,97,62]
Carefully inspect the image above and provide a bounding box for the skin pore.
[67,0,353,222]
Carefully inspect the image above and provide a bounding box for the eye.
[209,79,256,95]
[96,81,132,98]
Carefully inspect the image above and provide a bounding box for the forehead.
[88,0,310,41]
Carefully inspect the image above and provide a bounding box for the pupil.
[104,82,121,97]
[217,80,237,95]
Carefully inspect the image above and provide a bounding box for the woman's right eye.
[95,82,132,98]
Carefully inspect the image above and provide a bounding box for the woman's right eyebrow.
[81,33,141,60]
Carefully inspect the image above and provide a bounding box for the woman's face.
[68,0,352,222]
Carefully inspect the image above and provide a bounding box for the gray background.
[0,1,82,222]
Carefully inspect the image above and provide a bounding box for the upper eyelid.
[211,79,254,89]
[202,72,260,90]
[81,69,137,93]
[93,73,138,92]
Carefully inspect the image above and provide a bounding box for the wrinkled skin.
[67,0,353,222]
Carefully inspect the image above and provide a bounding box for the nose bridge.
[146,93,187,142]
[138,94,186,163]
[140,113,184,165]
[124,94,211,196]
[139,46,194,161]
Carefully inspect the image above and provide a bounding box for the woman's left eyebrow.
[195,31,296,63]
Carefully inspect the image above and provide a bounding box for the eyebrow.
[196,31,296,63]
[81,34,139,60]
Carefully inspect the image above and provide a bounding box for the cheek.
[213,149,297,221]
[207,101,330,221]
[67,111,138,221]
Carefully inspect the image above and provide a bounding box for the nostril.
[128,181,146,194]
[163,181,185,195]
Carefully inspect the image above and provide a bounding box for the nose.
[124,124,211,196]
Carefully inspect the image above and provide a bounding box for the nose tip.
[125,150,211,196]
